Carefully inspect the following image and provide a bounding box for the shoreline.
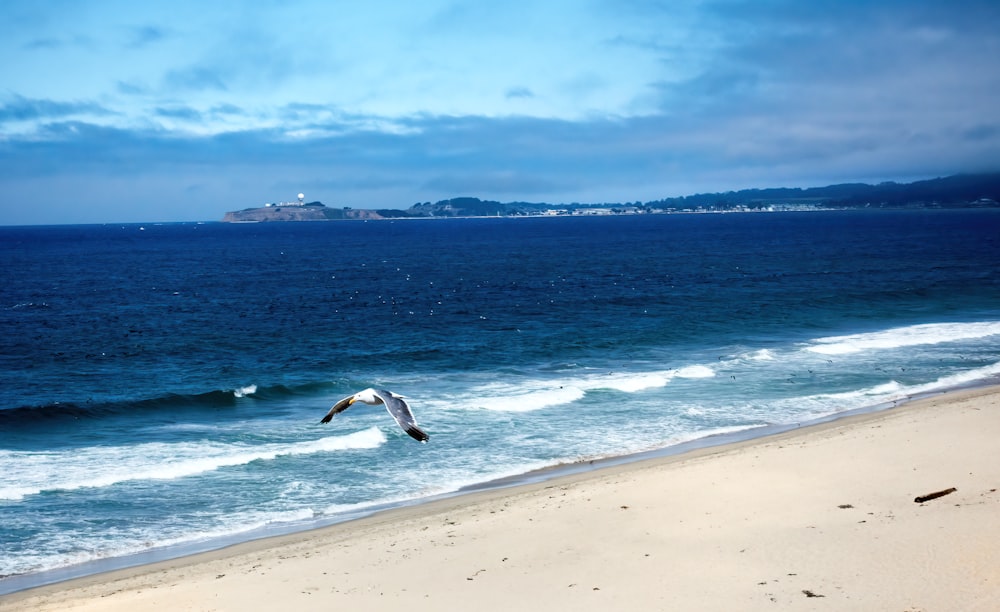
[3,383,999,610]
[0,386,939,595]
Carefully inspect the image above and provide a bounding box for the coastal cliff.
[222,203,388,222]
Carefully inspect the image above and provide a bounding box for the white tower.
[297,193,305,205]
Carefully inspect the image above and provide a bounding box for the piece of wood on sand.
[914,487,957,503]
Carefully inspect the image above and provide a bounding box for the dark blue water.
[2,210,1000,589]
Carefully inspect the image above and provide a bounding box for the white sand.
[4,386,999,611]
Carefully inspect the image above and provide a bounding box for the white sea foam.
[233,384,258,398]
[765,361,1000,422]
[673,365,716,378]
[904,360,1000,396]
[867,380,906,395]
[4,507,322,578]
[465,369,674,412]
[791,380,908,409]
[806,321,1000,355]
[589,371,672,392]
[319,459,559,517]
[0,427,385,501]
[470,385,586,412]
[153,508,318,549]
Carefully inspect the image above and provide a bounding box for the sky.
[1,0,999,225]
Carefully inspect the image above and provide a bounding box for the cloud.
[154,105,204,121]
[124,25,168,49]
[116,80,149,96]
[163,66,229,92]
[0,95,113,123]
[22,37,61,50]
[209,103,246,117]
[963,124,1000,142]
[505,87,534,100]
[422,171,569,197]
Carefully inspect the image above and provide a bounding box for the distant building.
[264,193,307,207]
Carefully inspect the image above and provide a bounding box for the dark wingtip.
[320,415,332,424]
[407,427,429,443]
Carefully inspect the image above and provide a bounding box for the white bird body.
[321,388,429,442]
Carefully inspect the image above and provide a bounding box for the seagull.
[320,388,429,442]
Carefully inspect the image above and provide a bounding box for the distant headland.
[222,172,1000,222]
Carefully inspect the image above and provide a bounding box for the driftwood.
[914,487,957,503]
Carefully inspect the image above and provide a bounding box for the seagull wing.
[320,394,355,423]
[372,389,429,443]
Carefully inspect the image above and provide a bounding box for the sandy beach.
[3,386,999,611]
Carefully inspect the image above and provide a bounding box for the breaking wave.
[0,427,386,501]
[806,321,1000,355]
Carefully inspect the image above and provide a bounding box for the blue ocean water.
[2,210,1000,591]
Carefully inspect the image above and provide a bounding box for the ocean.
[2,209,1000,593]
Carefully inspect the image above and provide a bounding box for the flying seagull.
[320,388,429,442]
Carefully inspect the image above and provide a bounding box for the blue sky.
[1,0,998,224]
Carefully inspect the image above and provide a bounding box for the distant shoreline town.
[222,172,1000,222]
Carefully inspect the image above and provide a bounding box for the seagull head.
[352,388,380,405]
